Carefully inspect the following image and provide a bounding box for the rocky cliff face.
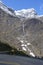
[0,1,43,58]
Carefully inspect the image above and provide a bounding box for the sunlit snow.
[30,52,35,57]
[22,47,27,51]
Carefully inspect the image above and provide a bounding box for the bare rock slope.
[0,2,43,58]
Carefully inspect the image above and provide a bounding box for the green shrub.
[0,41,12,51]
[0,41,28,57]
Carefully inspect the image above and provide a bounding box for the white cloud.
[0,0,2,3]
[40,4,43,14]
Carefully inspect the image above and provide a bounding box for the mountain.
[15,8,37,18]
[0,1,43,58]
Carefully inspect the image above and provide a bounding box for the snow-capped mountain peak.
[15,8,37,18]
[0,1,43,19]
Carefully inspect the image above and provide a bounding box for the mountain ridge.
[0,1,43,19]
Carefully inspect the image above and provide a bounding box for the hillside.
[0,1,43,58]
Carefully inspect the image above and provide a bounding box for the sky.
[1,0,43,15]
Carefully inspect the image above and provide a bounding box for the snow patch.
[22,47,27,51]
[21,44,27,47]
[30,52,35,57]
[20,40,24,43]
[17,37,24,43]
[27,43,31,45]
